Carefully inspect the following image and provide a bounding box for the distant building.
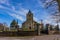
[3,23,9,31]
[0,23,4,31]
[22,10,39,31]
[4,27,9,31]
[10,20,19,31]
[0,23,9,31]
[45,23,60,35]
[54,25,59,31]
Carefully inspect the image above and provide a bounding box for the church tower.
[10,19,19,31]
[26,10,33,22]
[26,10,33,30]
[22,10,39,31]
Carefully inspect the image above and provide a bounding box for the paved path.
[0,35,60,40]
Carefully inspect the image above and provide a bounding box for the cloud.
[37,0,58,9]
[0,5,28,16]
[11,6,16,11]
[44,19,51,24]
[9,13,25,22]
[0,0,28,16]
[37,0,46,8]
[0,3,28,22]
[0,5,4,8]
[16,8,28,16]
[33,17,40,23]
[0,19,1,20]
[43,15,55,24]
[0,0,10,6]
[37,0,51,8]
[0,0,7,4]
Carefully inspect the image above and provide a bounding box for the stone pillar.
[46,24,51,34]
[48,25,51,35]
[38,25,40,36]
[37,20,44,36]
[38,24,43,35]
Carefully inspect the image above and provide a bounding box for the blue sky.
[0,0,59,27]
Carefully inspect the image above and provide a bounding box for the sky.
[0,0,59,27]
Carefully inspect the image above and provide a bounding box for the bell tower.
[26,10,33,21]
[26,10,33,31]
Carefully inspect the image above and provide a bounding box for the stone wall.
[0,31,38,36]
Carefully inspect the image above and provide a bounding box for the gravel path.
[0,35,60,40]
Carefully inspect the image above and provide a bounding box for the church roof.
[28,10,33,15]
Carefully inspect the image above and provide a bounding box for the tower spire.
[41,20,43,23]
[28,10,32,14]
[40,19,43,24]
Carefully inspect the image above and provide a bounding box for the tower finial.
[27,10,33,15]
[40,19,43,24]
[28,10,31,13]
[41,20,43,23]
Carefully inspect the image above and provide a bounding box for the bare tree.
[42,0,59,9]
[39,0,60,25]
[42,0,60,25]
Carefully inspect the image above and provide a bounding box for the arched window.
[29,26,31,29]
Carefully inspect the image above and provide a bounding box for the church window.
[29,14,31,16]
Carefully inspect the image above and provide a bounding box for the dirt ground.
[0,35,60,40]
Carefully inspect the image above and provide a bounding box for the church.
[22,10,40,31]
